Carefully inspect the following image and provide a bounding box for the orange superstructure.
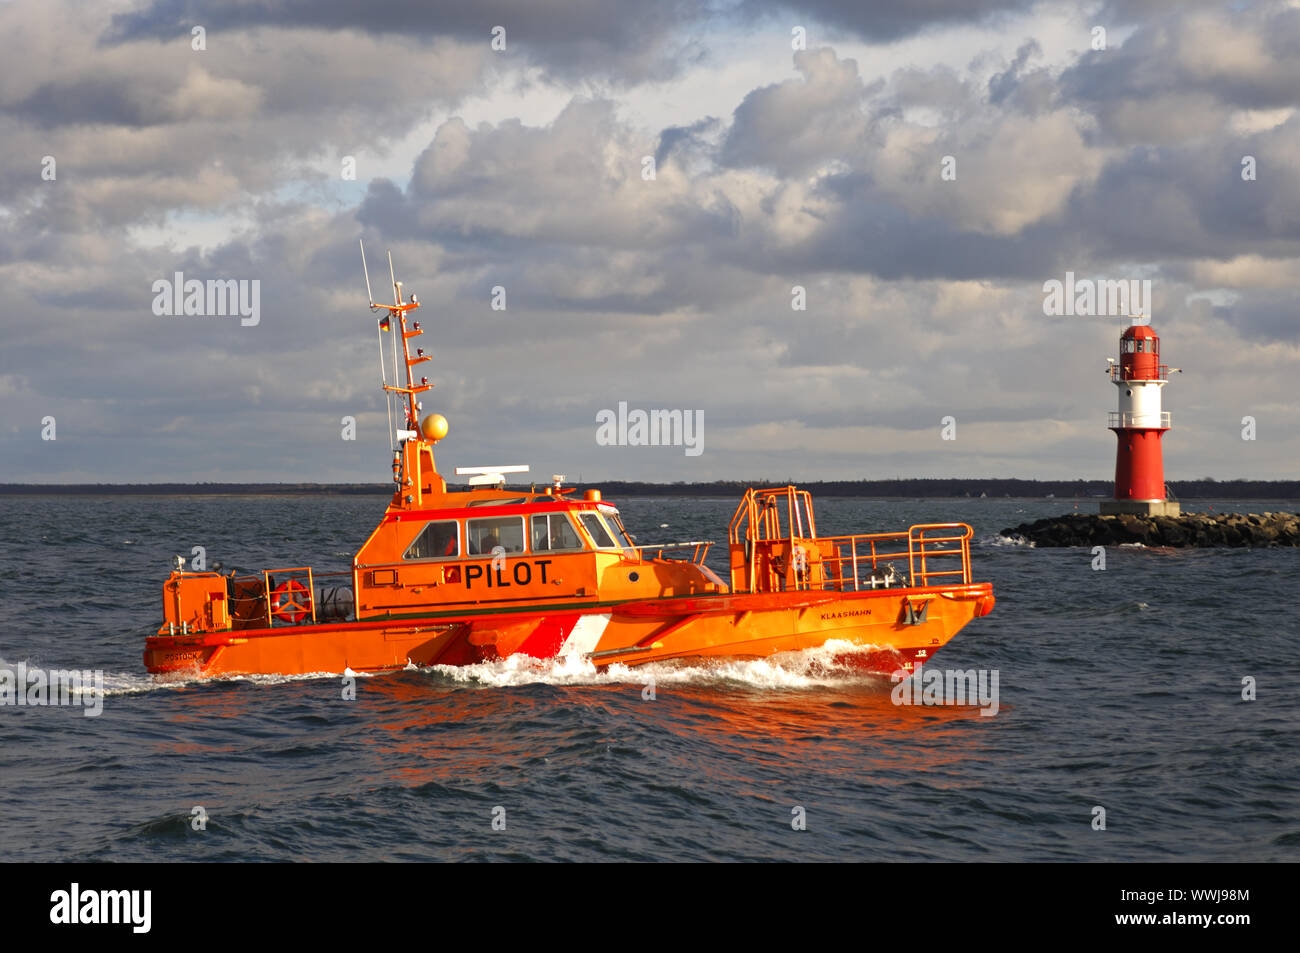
[144,251,994,678]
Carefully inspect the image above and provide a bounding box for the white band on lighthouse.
[1114,378,1168,428]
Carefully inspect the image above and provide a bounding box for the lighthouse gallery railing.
[1110,364,1170,382]
[1108,411,1171,428]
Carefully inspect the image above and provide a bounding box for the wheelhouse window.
[466,516,525,555]
[531,513,584,552]
[404,520,460,560]
[579,512,619,550]
[600,509,636,554]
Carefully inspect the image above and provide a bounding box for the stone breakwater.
[1002,511,1300,548]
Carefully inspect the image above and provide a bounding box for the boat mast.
[360,240,432,483]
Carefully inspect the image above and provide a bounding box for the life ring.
[271,579,309,623]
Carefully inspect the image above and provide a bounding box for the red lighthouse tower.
[1100,324,1180,517]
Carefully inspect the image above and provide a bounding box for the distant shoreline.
[2,479,1298,499]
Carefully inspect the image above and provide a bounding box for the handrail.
[1108,410,1171,428]
[626,540,714,564]
[907,523,973,587]
[232,570,351,580]
[818,523,971,590]
[731,522,973,594]
[1110,364,1169,382]
[727,486,817,545]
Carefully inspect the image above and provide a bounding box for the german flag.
[378,316,391,332]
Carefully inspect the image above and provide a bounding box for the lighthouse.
[1100,324,1180,517]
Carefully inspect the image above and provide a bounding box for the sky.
[1,0,1298,484]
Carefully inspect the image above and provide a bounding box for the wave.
[0,656,372,697]
[985,533,1034,547]
[4,642,907,698]
[420,640,904,691]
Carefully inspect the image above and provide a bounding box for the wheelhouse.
[383,499,634,559]
[348,487,722,622]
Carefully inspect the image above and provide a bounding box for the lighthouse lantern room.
[1100,324,1180,517]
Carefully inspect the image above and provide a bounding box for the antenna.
[455,466,531,475]
[455,465,530,489]
[388,251,400,306]
[359,239,376,308]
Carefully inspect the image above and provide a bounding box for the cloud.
[2,0,1299,483]
[742,0,1040,43]
[721,48,872,175]
[0,0,490,233]
[107,0,709,84]
[1063,4,1300,142]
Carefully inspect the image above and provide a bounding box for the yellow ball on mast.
[420,414,449,443]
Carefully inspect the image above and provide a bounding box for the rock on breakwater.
[1002,511,1300,548]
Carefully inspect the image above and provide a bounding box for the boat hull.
[143,583,994,678]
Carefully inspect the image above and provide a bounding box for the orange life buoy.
[271,579,309,623]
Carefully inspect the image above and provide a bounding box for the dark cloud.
[655,117,723,171]
[988,39,1043,106]
[742,0,1038,42]
[756,186,1064,280]
[1063,120,1300,261]
[107,0,708,83]
[1062,4,1300,121]
[1213,290,1300,343]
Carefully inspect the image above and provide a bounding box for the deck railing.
[824,523,972,590]
[738,522,973,593]
[221,567,349,629]
[627,540,714,564]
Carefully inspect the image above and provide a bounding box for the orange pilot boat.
[144,250,994,678]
